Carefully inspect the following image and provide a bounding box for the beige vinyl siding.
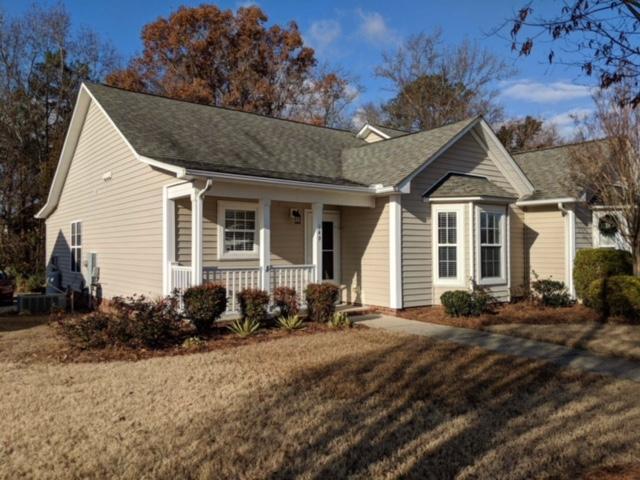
[524,206,566,282]
[175,197,309,268]
[45,100,176,298]
[401,130,517,307]
[341,197,390,308]
[510,205,527,296]
[575,204,593,251]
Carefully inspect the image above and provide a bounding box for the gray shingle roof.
[86,83,366,186]
[372,125,411,138]
[513,140,609,200]
[341,117,479,187]
[424,173,516,199]
[86,83,480,189]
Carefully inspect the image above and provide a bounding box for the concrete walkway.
[355,314,640,382]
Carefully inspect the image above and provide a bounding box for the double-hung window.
[70,221,82,273]
[433,205,464,285]
[477,206,506,283]
[217,201,259,259]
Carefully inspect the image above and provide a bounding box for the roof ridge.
[513,137,609,155]
[347,116,480,151]
[83,81,361,138]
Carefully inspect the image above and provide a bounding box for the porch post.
[389,194,403,309]
[312,202,323,282]
[259,198,271,292]
[162,187,176,296]
[191,187,203,286]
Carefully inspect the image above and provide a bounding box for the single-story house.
[36,82,619,313]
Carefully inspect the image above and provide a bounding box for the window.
[479,210,504,281]
[70,221,82,273]
[217,202,259,258]
[438,212,457,278]
[593,210,630,250]
[433,205,464,285]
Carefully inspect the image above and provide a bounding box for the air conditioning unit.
[17,293,66,314]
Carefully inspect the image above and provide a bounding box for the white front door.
[305,210,340,283]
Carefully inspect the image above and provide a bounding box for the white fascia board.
[516,197,577,207]
[35,87,92,219]
[395,118,481,193]
[185,168,377,194]
[356,124,390,140]
[139,156,188,178]
[475,120,536,196]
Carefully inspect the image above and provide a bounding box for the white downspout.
[558,202,576,298]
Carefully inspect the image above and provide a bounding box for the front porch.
[162,179,386,314]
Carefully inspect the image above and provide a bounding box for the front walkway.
[355,314,640,382]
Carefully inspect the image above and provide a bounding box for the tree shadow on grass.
[124,334,640,479]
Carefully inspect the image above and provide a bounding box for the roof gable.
[423,173,517,199]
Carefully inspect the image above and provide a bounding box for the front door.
[305,210,340,283]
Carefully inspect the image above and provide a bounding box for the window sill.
[218,253,259,261]
[476,277,507,286]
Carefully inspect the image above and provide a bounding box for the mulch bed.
[395,302,601,330]
[56,319,364,363]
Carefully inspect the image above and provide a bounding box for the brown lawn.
[486,323,640,362]
[2,314,640,479]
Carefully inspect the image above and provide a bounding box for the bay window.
[477,206,506,283]
[432,204,465,285]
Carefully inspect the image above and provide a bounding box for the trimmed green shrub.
[574,248,633,301]
[531,278,572,307]
[273,286,299,317]
[182,283,227,333]
[440,288,497,317]
[237,288,270,325]
[441,291,474,317]
[586,275,640,321]
[305,283,339,323]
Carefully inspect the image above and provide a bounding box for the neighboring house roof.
[342,117,480,187]
[86,83,367,186]
[423,173,517,199]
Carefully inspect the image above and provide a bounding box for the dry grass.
[2,317,640,479]
[398,302,601,329]
[486,323,640,362]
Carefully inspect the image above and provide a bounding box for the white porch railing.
[271,264,315,305]
[170,264,317,315]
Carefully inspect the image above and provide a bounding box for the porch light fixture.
[290,208,302,224]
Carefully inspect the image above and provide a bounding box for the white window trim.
[432,204,466,287]
[70,220,82,274]
[475,205,507,286]
[216,200,260,260]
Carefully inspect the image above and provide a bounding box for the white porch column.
[162,186,176,296]
[191,188,204,286]
[259,198,271,292]
[312,202,323,282]
[389,194,403,309]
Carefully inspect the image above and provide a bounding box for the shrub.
[586,275,640,321]
[237,288,270,325]
[276,314,305,331]
[15,271,45,293]
[273,286,299,317]
[441,291,474,317]
[531,278,572,307]
[56,311,113,349]
[182,283,227,333]
[305,283,339,323]
[182,336,206,351]
[328,311,353,329]
[110,294,182,348]
[574,248,633,301]
[227,318,261,337]
[440,288,496,317]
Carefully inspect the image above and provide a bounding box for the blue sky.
[2,0,597,136]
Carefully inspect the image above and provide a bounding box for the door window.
[322,221,334,280]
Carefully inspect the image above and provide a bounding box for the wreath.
[598,214,618,238]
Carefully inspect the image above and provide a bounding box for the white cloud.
[235,0,259,8]
[545,107,593,139]
[307,20,342,54]
[355,9,400,46]
[501,80,595,103]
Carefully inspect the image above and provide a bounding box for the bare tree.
[497,116,561,152]
[570,83,640,273]
[374,31,514,131]
[0,4,118,275]
[506,1,640,105]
